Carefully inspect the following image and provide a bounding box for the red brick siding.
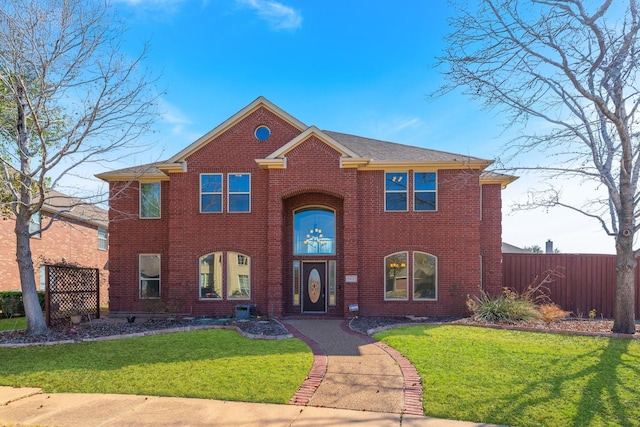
[355,169,483,316]
[0,211,109,305]
[480,184,504,295]
[107,106,504,318]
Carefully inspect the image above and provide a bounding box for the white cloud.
[236,0,302,31]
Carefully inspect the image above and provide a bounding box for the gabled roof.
[168,96,307,164]
[96,96,516,187]
[40,189,108,229]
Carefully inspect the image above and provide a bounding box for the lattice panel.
[45,265,100,326]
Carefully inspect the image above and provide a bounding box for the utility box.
[235,304,251,319]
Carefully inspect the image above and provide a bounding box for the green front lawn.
[374,325,640,427]
[0,316,26,331]
[0,329,312,404]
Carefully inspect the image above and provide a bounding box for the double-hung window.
[228,173,250,212]
[139,254,160,298]
[414,172,437,211]
[201,174,223,213]
[385,172,408,211]
[140,182,161,218]
[97,227,108,250]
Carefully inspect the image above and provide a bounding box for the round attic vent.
[255,125,271,141]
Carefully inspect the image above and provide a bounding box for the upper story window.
[201,174,223,213]
[29,211,41,238]
[294,207,335,255]
[385,172,408,211]
[98,227,108,250]
[414,172,437,211]
[228,173,250,213]
[140,182,161,218]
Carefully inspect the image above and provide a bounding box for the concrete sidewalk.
[0,387,493,426]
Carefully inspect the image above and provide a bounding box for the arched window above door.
[294,207,335,255]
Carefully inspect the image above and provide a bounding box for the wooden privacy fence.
[503,253,640,319]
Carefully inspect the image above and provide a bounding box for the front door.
[302,262,326,313]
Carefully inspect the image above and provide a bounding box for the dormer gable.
[255,126,367,169]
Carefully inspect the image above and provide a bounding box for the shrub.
[538,303,570,325]
[467,268,570,323]
[0,291,46,318]
[0,292,23,318]
[466,288,539,322]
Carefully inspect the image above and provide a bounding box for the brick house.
[0,190,109,305]
[97,97,515,318]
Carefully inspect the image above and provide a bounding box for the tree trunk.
[612,231,636,334]
[15,213,49,336]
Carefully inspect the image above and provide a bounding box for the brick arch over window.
[282,192,344,315]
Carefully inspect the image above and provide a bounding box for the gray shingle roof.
[324,131,490,164]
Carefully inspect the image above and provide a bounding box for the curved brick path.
[284,319,424,416]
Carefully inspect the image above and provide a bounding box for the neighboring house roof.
[502,242,530,253]
[96,96,517,188]
[40,189,108,229]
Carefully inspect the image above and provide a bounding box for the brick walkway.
[284,319,424,416]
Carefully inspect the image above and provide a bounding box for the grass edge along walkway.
[0,328,313,405]
[374,324,640,427]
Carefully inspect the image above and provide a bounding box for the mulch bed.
[2,315,639,347]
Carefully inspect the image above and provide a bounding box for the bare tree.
[0,0,159,336]
[436,0,639,333]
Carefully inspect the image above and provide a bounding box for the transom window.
[294,208,335,255]
[385,172,407,211]
[140,182,161,218]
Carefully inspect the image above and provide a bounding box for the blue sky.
[100,0,614,254]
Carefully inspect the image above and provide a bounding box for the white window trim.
[384,172,408,212]
[413,171,438,212]
[139,254,161,299]
[227,252,251,300]
[200,173,223,213]
[412,251,438,301]
[139,182,161,219]
[384,251,409,301]
[227,173,251,213]
[97,227,108,251]
[199,252,223,300]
